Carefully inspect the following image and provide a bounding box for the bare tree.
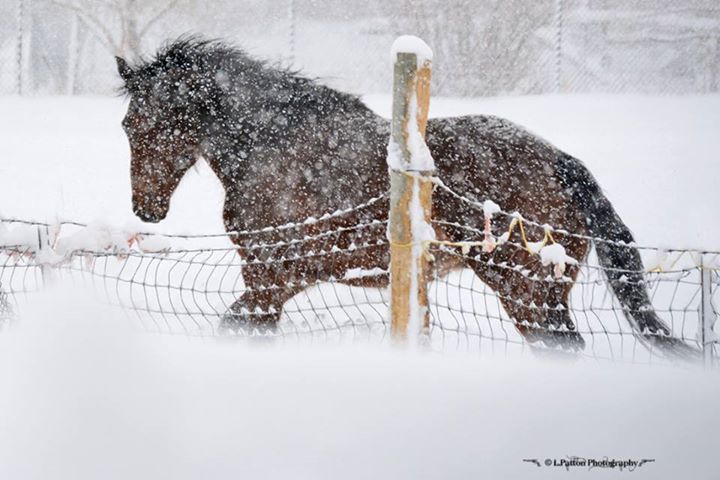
[389,0,551,96]
[47,0,182,58]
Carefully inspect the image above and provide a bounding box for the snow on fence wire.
[0,211,718,364]
[0,200,392,342]
[423,183,720,364]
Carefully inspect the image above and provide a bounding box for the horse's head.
[116,53,205,223]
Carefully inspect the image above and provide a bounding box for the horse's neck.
[199,85,386,199]
[202,149,241,194]
[198,96,297,190]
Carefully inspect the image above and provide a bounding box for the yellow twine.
[388,183,719,273]
[424,216,559,259]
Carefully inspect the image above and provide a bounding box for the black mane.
[119,36,368,117]
[120,36,248,95]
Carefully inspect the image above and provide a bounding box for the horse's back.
[426,115,587,237]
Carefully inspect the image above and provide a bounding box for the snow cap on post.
[387,35,435,172]
[390,35,433,66]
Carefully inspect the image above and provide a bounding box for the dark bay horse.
[116,37,691,355]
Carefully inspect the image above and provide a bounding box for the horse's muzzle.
[133,206,164,224]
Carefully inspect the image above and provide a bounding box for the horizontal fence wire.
[427,228,718,364]
[424,179,719,364]
[1,186,718,364]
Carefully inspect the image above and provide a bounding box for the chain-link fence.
[0,0,718,96]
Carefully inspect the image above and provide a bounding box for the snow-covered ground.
[0,94,718,478]
[0,285,718,479]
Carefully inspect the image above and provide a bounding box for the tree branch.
[48,0,120,54]
[139,0,181,38]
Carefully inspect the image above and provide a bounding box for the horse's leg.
[220,261,305,334]
[466,240,588,351]
[221,232,331,334]
[535,237,590,350]
[222,228,390,333]
[505,267,585,351]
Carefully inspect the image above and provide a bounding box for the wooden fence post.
[388,36,434,343]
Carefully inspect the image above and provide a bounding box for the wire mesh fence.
[1,192,717,365]
[0,0,718,96]
[424,208,719,364]
[0,193,393,342]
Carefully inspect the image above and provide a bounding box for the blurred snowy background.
[0,0,718,97]
[1,3,719,478]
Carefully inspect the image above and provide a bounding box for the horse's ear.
[116,56,134,83]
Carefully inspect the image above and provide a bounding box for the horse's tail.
[553,153,697,359]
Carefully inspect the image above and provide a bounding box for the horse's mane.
[120,35,369,116]
[120,36,245,94]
